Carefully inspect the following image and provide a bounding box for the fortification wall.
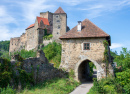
[43,39,52,46]
[0,50,67,85]
[9,37,20,52]
[25,27,37,51]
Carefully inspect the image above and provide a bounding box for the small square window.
[57,20,60,22]
[56,15,58,18]
[58,25,60,29]
[84,43,90,50]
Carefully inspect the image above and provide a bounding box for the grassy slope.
[19,78,80,94]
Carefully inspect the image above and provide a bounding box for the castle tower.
[40,11,53,34]
[52,7,67,42]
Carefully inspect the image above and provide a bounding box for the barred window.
[84,43,90,50]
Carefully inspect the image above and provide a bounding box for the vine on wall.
[103,40,109,78]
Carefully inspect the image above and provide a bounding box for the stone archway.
[78,59,95,82]
[74,56,105,82]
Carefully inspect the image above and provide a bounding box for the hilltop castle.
[9,7,68,53]
[9,6,114,81]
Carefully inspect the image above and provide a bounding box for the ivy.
[103,40,109,78]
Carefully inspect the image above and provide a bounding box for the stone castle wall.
[60,38,113,81]
[40,11,53,34]
[9,33,27,53]
[9,11,67,53]
[52,14,67,43]
[43,39,52,46]
[25,27,37,51]
[0,50,67,87]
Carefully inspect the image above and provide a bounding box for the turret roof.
[54,7,65,13]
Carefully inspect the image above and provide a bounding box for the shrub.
[42,41,61,67]
[0,58,13,88]
[13,49,37,59]
[0,85,16,94]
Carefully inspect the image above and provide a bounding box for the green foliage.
[110,50,118,59]
[0,85,16,94]
[43,34,53,40]
[116,69,130,93]
[13,49,37,59]
[88,48,130,94]
[0,58,13,88]
[42,41,61,68]
[0,41,10,51]
[0,51,10,60]
[89,62,95,77]
[114,48,130,70]
[20,75,80,94]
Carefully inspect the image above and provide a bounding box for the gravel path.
[70,69,97,94]
[70,82,93,94]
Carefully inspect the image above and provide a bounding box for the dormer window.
[84,43,90,50]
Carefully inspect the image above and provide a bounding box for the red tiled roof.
[37,17,49,25]
[26,24,34,30]
[54,7,65,13]
[60,19,110,39]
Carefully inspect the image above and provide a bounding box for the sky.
[0,0,130,53]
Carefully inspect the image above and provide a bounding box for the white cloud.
[0,6,16,25]
[77,0,130,18]
[18,0,55,23]
[110,43,124,49]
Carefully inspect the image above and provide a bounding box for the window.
[56,15,58,18]
[58,25,60,29]
[57,20,60,22]
[84,43,90,50]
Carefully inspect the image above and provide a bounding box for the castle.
[9,7,114,82]
[9,7,68,53]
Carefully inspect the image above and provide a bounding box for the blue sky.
[0,0,130,53]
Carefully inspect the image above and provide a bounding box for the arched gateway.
[75,57,105,82]
[59,19,114,82]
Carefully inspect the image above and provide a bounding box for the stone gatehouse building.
[9,7,69,53]
[59,19,113,81]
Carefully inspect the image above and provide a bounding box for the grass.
[18,77,80,94]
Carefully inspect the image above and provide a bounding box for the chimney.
[77,21,81,32]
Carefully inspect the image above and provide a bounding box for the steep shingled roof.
[60,19,110,39]
[54,7,65,13]
[26,17,49,30]
[37,17,50,25]
[26,24,34,30]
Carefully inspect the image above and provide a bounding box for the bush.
[0,58,13,88]
[0,85,16,94]
[43,34,53,40]
[13,49,37,59]
[42,42,61,67]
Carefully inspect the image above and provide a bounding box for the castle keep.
[9,7,67,53]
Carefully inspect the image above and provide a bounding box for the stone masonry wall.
[9,33,27,53]
[1,50,67,85]
[53,14,67,43]
[43,39,52,46]
[60,38,113,81]
[40,11,53,34]
[25,27,37,51]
